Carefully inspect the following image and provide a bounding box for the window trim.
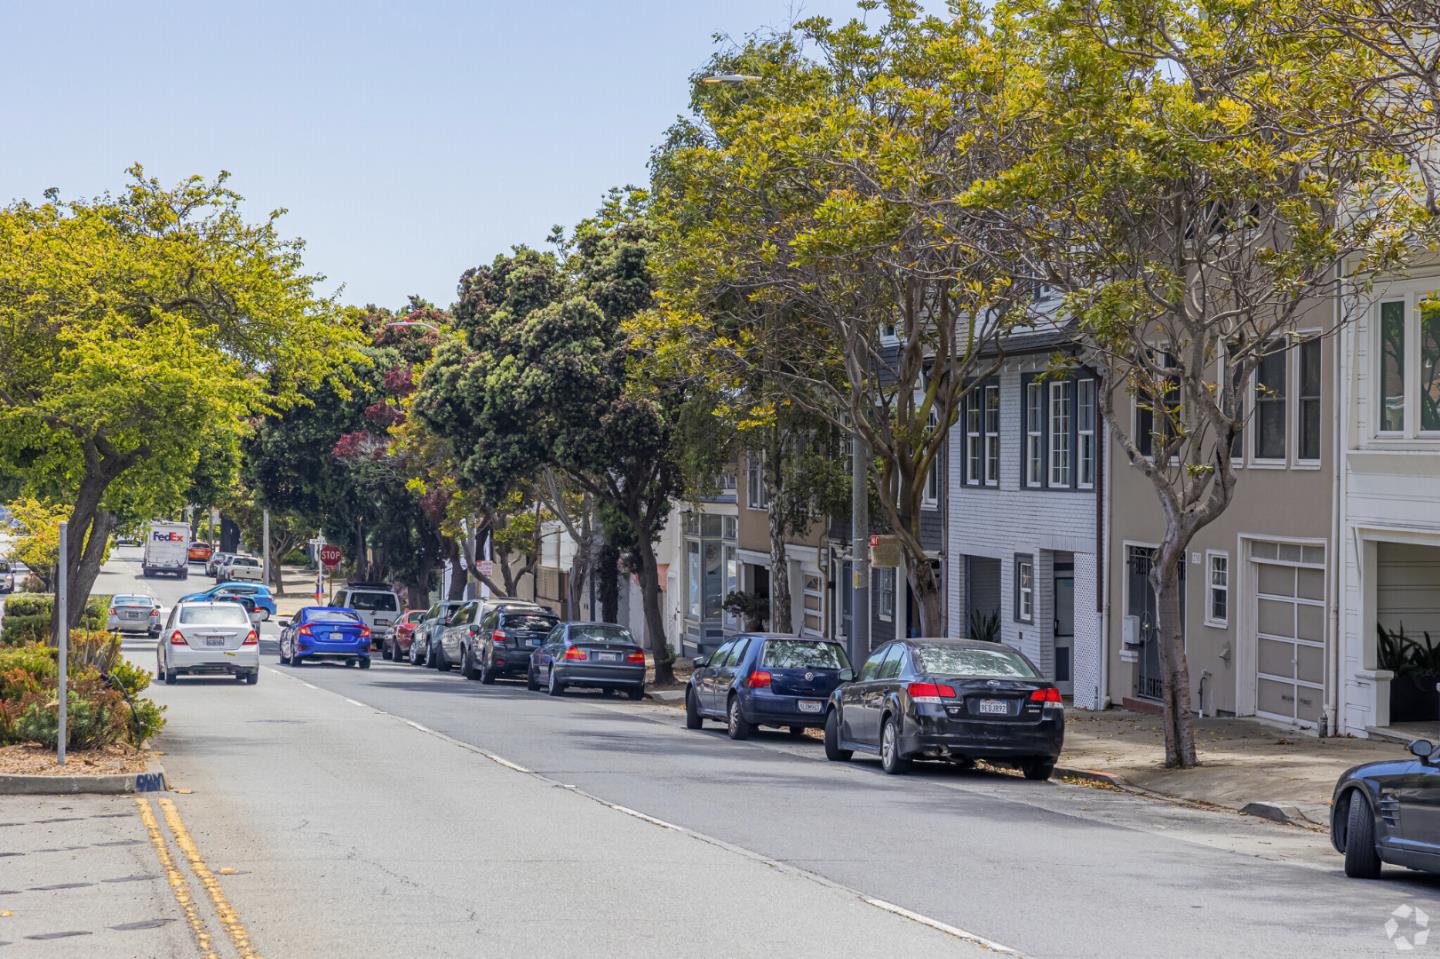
[1024,380,1044,489]
[1014,554,1034,624]
[960,379,1001,489]
[1076,378,1096,490]
[964,394,983,487]
[1204,550,1229,628]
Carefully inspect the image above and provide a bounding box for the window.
[1424,298,1440,433]
[858,645,888,681]
[709,640,735,668]
[923,410,941,508]
[876,567,895,621]
[686,540,701,619]
[1014,555,1034,623]
[880,321,899,342]
[1077,379,1096,489]
[1025,381,1044,487]
[761,640,850,670]
[912,644,1039,678]
[876,643,905,679]
[965,398,982,486]
[1048,381,1071,487]
[1379,300,1406,433]
[984,384,1000,485]
[1206,552,1229,627]
[180,605,250,626]
[1298,339,1321,461]
[1254,343,1287,461]
[746,451,768,509]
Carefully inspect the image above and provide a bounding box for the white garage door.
[1252,542,1326,728]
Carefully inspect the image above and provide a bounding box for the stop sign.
[319,544,342,569]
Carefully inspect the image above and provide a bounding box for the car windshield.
[505,614,559,632]
[913,644,1039,678]
[568,624,633,644]
[309,610,362,624]
[180,605,250,626]
[348,592,397,611]
[760,640,850,670]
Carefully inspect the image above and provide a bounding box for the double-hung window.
[1253,342,1288,462]
[963,382,1000,487]
[922,410,941,508]
[1023,374,1096,490]
[983,384,1000,486]
[1048,382,1071,487]
[1298,339,1322,463]
[1077,379,1096,489]
[1233,335,1323,466]
[1205,552,1229,627]
[1014,555,1034,623]
[1025,381,1044,488]
[746,451,768,510]
[1375,293,1440,437]
[965,399,982,486]
[876,567,895,621]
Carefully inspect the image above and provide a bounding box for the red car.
[384,610,428,662]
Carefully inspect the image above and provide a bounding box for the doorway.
[1127,546,1184,702]
[1053,557,1074,694]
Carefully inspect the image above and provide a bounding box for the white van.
[142,521,191,579]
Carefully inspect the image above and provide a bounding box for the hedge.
[1,594,110,645]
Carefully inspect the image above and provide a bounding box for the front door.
[1127,547,1184,702]
[1053,562,1074,696]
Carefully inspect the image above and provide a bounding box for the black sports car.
[1332,738,1440,878]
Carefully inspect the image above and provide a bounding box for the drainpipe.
[1096,373,1110,710]
[1327,265,1344,738]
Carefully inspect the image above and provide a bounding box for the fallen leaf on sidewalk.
[218,868,237,875]
[172,787,193,795]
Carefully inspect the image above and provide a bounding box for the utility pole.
[56,521,68,766]
[849,434,870,667]
[262,509,271,591]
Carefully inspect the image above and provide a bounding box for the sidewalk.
[1058,707,1417,826]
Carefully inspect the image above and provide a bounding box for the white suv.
[218,555,263,583]
[330,584,402,643]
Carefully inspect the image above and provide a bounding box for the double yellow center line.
[135,796,260,959]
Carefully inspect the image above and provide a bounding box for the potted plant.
[722,591,769,632]
[1379,623,1440,723]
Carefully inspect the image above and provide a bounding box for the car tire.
[527,668,540,692]
[480,654,496,685]
[359,657,371,670]
[1021,758,1056,782]
[547,670,565,697]
[461,647,477,680]
[727,696,752,741]
[627,686,644,701]
[425,641,437,669]
[279,639,291,665]
[436,649,451,672]
[823,709,852,762]
[1343,792,1383,879]
[381,642,392,661]
[685,688,703,729]
[164,667,177,686]
[880,715,910,775]
[292,651,304,667]
[245,670,258,685]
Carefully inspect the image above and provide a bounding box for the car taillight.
[626,650,645,664]
[1029,687,1062,703]
[563,647,587,661]
[908,681,956,704]
[170,631,188,646]
[149,609,160,619]
[360,625,371,639]
[746,670,772,689]
[242,630,258,646]
[297,624,313,636]
[492,630,506,645]
[107,607,117,618]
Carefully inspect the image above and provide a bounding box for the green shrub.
[1,614,51,646]
[13,682,129,750]
[107,657,152,697]
[0,644,57,701]
[123,696,166,746]
[2,593,53,617]
[0,643,165,748]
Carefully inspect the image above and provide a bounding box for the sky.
[1,0,925,310]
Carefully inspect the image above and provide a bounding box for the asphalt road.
[44,547,1440,956]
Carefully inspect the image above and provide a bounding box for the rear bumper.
[109,619,157,634]
[491,648,542,674]
[902,713,1065,760]
[297,637,369,659]
[740,690,831,727]
[553,663,646,688]
[170,647,259,672]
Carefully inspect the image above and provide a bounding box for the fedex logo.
[151,531,186,542]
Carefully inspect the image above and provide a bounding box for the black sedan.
[824,638,1064,779]
[528,622,646,699]
[1333,738,1440,878]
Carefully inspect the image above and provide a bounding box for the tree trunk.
[909,556,943,637]
[53,461,117,635]
[1152,544,1198,768]
[768,508,792,633]
[352,520,366,581]
[597,542,620,623]
[445,539,467,600]
[634,532,674,684]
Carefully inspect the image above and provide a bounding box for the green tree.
[0,167,360,632]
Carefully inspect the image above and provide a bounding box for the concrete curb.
[1239,800,1328,827]
[0,763,166,796]
[645,689,685,704]
[1053,765,1124,787]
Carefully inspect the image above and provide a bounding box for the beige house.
[1104,323,1338,729]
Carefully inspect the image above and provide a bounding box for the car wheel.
[436,648,451,672]
[245,670,258,686]
[480,654,496,685]
[880,715,910,775]
[461,647,477,680]
[381,642,392,661]
[727,695,752,741]
[164,667,177,686]
[527,667,540,692]
[823,709,852,762]
[1343,792,1383,879]
[547,670,565,697]
[292,650,304,667]
[627,685,644,701]
[344,658,355,667]
[359,657,371,670]
[1021,758,1056,782]
[685,688,703,729]
[425,641,437,669]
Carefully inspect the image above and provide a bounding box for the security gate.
[1127,546,1184,702]
[1251,542,1326,727]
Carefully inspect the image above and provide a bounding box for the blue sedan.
[278,607,372,668]
[178,582,277,620]
[686,634,852,739]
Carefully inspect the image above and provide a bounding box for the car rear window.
[760,640,850,670]
[913,644,1038,678]
[568,624,632,644]
[405,611,426,624]
[503,614,559,632]
[113,595,152,606]
[309,610,362,624]
[348,591,398,611]
[230,557,260,567]
[180,605,250,625]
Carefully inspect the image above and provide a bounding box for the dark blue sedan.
[1333,738,1440,878]
[278,607,372,669]
[685,634,852,739]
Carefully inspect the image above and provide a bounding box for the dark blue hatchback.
[685,634,853,739]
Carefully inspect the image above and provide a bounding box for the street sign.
[319,544,342,569]
[477,560,495,578]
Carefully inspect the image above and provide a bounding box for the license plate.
[204,638,225,647]
[978,699,1009,715]
[798,700,823,714]
[598,652,621,663]
[529,638,542,646]
[125,611,143,619]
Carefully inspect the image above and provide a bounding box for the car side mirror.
[1409,739,1435,761]
[839,668,854,682]
[279,619,291,628]
[693,656,709,668]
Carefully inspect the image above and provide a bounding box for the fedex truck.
[142,520,191,579]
